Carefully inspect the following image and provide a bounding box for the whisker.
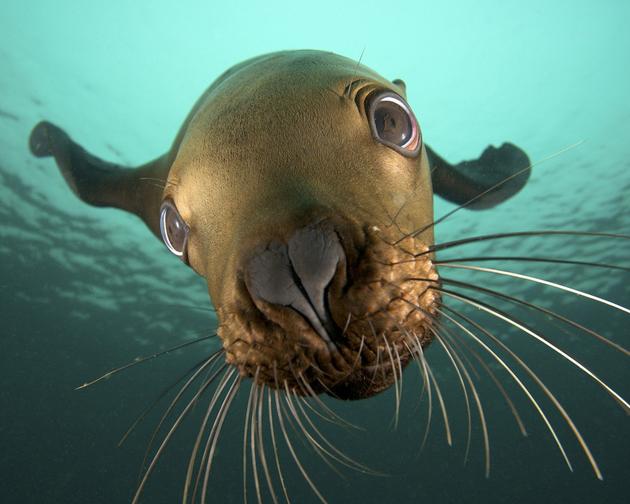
[76,334,216,390]
[430,333,473,462]
[436,256,630,272]
[138,176,168,189]
[251,373,263,504]
[131,361,228,504]
[438,288,630,412]
[410,293,569,475]
[297,373,364,431]
[392,286,489,472]
[197,372,241,504]
[344,46,366,98]
[256,386,279,504]
[282,388,346,478]
[342,312,353,336]
[140,301,218,314]
[438,328,491,478]
[350,334,366,372]
[435,276,629,357]
[137,352,224,484]
[139,181,168,190]
[382,335,401,430]
[392,343,405,405]
[182,367,235,503]
[274,389,328,504]
[409,335,434,450]
[444,328,527,437]
[439,303,602,478]
[292,374,342,427]
[288,385,382,476]
[242,371,258,504]
[370,344,382,386]
[267,380,291,504]
[404,339,428,407]
[396,141,585,244]
[118,358,207,447]
[424,333,453,447]
[420,230,630,257]
[437,264,630,315]
[439,325,481,381]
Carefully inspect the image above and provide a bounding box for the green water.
[0,1,628,503]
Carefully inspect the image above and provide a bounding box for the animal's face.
[30,48,627,503]
[159,53,439,398]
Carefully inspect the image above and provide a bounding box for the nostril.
[287,224,345,326]
[245,224,346,346]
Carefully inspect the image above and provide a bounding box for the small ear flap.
[427,143,531,210]
[392,79,407,98]
[29,121,169,236]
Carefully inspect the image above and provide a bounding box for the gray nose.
[245,223,345,347]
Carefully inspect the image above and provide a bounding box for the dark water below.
[1,1,628,503]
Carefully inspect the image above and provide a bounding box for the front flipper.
[29,121,168,236]
[427,143,531,210]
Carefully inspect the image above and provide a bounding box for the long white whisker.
[137,352,225,483]
[267,376,291,504]
[131,360,227,504]
[441,302,606,479]
[410,334,434,450]
[250,374,263,504]
[434,276,629,357]
[290,386,382,475]
[439,289,630,412]
[437,263,630,315]
[398,140,585,243]
[382,335,401,430]
[282,389,347,477]
[242,372,258,504]
[423,337,452,447]
[183,367,234,503]
[440,330,491,478]
[198,372,241,503]
[256,386,279,504]
[436,306,573,472]
[442,326,527,437]
[297,372,363,430]
[431,332,473,462]
[274,389,328,504]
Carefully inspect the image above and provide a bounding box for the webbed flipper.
[428,142,531,210]
[29,121,168,236]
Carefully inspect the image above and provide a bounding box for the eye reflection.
[159,200,189,258]
[368,91,421,156]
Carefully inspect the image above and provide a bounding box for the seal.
[28,50,530,400]
[32,50,615,502]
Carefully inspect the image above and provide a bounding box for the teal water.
[1,1,628,503]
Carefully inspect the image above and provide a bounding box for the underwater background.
[1,0,628,503]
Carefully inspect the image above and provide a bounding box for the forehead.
[207,50,391,101]
[182,51,397,142]
[168,53,398,176]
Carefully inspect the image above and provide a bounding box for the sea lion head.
[159,51,439,399]
[31,50,530,401]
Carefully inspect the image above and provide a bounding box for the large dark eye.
[159,200,189,258]
[368,91,421,157]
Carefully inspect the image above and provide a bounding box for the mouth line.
[363,344,412,369]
